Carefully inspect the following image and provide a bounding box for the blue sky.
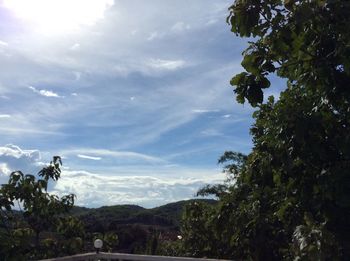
[0,0,281,207]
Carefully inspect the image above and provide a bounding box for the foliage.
[228,0,350,108]
[92,231,119,252]
[56,216,85,255]
[197,151,247,197]
[73,199,214,254]
[292,217,340,260]
[180,201,221,258]
[0,157,83,260]
[156,238,184,257]
[180,0,350,260]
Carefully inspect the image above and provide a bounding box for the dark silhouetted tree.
[180,0,350,260]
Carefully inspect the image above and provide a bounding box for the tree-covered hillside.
[72,199,217,254]
[72,199,216,229]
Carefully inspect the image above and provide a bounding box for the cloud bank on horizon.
[0,0,278,207]
[0,144,223,208]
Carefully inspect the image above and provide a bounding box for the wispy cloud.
[77,154,102,161]
[0,114,11,118]
[201,129,223,137]
[192,109,220,113]
[0,127,63,136]
[147,31,161,41]
[28,86,62,98]
[147,59,186,71]
[72,71,81,81]
[171,21,191,32]
[0,40,8,47]
[70,43,80,51]
[61,148,166,164]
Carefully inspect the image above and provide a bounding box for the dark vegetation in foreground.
[72,199,216,253]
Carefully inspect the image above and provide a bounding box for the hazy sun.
[3,0,114,34]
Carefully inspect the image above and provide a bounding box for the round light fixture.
[94,238,103,253]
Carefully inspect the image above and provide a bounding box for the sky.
[0,0,282,208]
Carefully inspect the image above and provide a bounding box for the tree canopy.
[0,157,84,260]
[229,0,350,108]
[179,0,350,260]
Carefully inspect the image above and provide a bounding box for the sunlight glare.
[3,0,114,34]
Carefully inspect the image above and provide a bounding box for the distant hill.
[71,199,216,230]
[69,199,217,253]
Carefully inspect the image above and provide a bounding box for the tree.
[0,157,84,260]
[228,0,350,108]
[180,0,350,260]
[180,201,218,258]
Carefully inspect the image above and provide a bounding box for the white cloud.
[206,19,218,26]
[0,40,8,47]
[61,148,165,164]
[222,114,231,118]
[70,43,80,51]
[192,109,219,113]
[0,144,42,181]
[0,163,11,176]
[72,71,81,81]
[109,58,187,76]
[0,144,40,160]
[52,169,222,208]
[147,59,185,71]
[28,86,62,98]
[0,145,224,207]
[171,22,190,32]
[0,127,63,136]
[0,114,11,118]
[77,154,102,161]
[39,90,60,97]
[200,129,223,137]
[147,31,160,41]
